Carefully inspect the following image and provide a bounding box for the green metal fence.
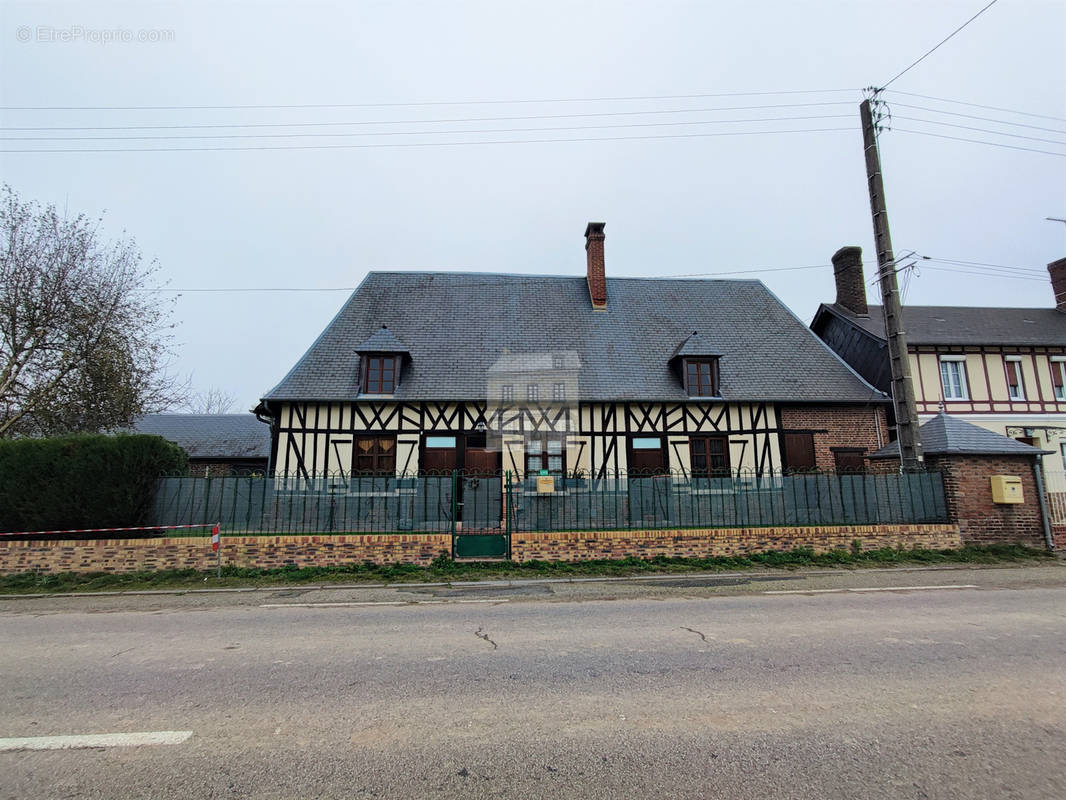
[151,469,948,535]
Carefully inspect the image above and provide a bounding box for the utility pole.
[860,96,923,471]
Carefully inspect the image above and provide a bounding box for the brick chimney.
[832,245,868,316]
[1049,257,1066,312]
[585,222,607,310]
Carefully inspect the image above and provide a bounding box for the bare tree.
[182,387,237,414]
[0,185,184,437]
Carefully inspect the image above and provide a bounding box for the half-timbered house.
[811,249,1066,493]
[255,223,891,493]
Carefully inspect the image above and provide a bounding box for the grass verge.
[0,543,1053,595]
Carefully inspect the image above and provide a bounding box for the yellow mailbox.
[990,475,1023,504]
[536,475,555,494]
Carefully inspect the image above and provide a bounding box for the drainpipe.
[1033,460,1055,551]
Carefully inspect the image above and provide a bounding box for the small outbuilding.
[132,414,270,476]
[869,413,1055,550]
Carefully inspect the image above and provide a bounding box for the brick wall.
[779,405,890,470]
[0,534,451,576]
[871,453,1050,548]
[928,454,1047,548]
[512,523,960,562]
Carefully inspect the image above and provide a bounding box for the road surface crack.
[474,627,498,650]
[680,626,707,642]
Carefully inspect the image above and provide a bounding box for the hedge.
[0,434,188,533]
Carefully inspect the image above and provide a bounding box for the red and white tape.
[0,523,220,538]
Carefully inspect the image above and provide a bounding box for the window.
[500,384,514,402]
[782,432,816,473]
[1004,357,1025,401]
[527,383,540,402]
[363,355,397,394]
[425,436,456,449]
[526,435,565,476]
[939,356,968,400]
[832,448,866,474]
[690,436,729,477]
[353,436,396,475]
[552,354,565,369]
[684,358,718,397]
[1052,358,1065,401]
[552,382,566,401]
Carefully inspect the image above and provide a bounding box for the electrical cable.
[0,115,855,143]
[892,128,1066,157]
[881,0,1000,89]
[887,90,1066,123]
[0,125,858,154]
[0,101,856,132]
[892,117,1066,146]
[0,88,859,112]
[890,103,1066,134]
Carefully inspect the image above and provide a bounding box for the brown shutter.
[783,433,816,473]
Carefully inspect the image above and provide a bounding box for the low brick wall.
[511,523,961,563]
[0,534,451,576]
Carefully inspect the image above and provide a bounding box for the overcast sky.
[2,0,1064,413]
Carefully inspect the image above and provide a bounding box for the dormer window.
[355,325,411,396]
[364,355,397,394]
[684,358,718,397]
[670,331,722,399]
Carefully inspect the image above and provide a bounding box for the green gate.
[452,470,511,560]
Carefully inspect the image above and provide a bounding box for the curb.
[2,561,1057,600]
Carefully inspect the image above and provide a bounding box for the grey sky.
[2,0,1064,412]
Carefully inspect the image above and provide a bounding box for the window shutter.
[1053,363,1064,389]
[783,433,816,472]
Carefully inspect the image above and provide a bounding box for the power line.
[919,256,1045,274]
[892,127,1066,157]
[919,265,1047,282]
[891,103,1066,134]
[0,101,856,132]
[0,115,855,143]
[0,125,857,154]
[0,88,858,112]
[141,255,1051,293]
[893,117,1066,146]
[888,90,1066,123]
[141,263,838,293]
[881,0,1000,89]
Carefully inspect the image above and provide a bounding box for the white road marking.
[260,599,510,608]
[0,731,193,752]
[764,584,979,595]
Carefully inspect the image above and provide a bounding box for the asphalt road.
[2,565,1065,799]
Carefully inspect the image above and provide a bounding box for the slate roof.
[355,325,411,354]
[818,303,1066,347]
[869,413,1052,459]
[263,272,886,404]
[670,331,722,360]
[132,414,270,460]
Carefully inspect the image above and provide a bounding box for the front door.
[627,436,671,525]
[462,448,503,530]
[420,436,458,529]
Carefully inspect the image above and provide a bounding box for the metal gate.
[452,469,510,560]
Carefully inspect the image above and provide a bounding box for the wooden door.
[832,449,866,474]
[783,433,816,473]
[627,437,667,476]
[464,448,501,476]
[422,436,458,474]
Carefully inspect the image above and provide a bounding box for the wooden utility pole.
[860,97,923,471]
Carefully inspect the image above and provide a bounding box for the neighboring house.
[132,413,270,476]
[810,249,1066,492]
[254,222,891,488]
